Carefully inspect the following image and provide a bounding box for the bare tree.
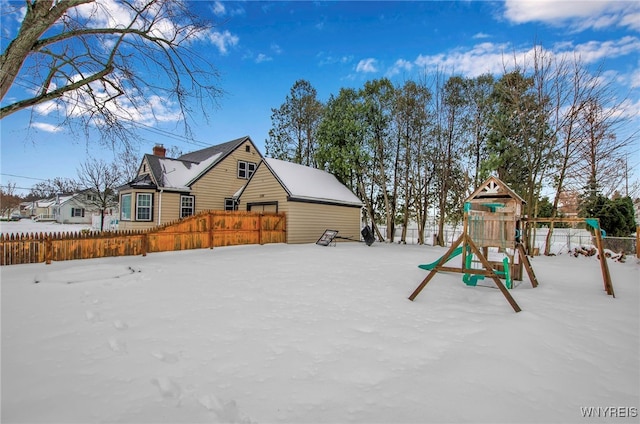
[26,177,80,200]
[394,81,433,244]
[0,182,22,219]
[1,0,223,146]
[266,80,324,166]
[76,158,123,231]
[433,74,467,246]
[574,96,636,200]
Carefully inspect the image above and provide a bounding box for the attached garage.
[237,158,363,244]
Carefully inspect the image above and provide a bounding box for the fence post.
[209,211,215,249]
[258,214,263,245]
[45,235,52,265]
[142,233,147,257]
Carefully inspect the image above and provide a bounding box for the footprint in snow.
[150,350,180,364]
[85,310,100,323]
[151,376,182,405]
[197,394,243,422]
[108,337,127,354]
[113,320,129,331]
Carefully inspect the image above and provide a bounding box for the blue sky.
[1,0,639,195]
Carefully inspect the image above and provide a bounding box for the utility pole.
[625,154,629,197]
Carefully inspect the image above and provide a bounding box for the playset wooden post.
[522,217,614,297]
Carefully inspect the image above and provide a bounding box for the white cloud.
[32,122,62,133]
[386,59,413,77]
[207,30,239,55]
[356,58,378,73]
[212,1,226,16]
[503,0,640,31]
[411,37,640,78]
[33,70,182,127]
[317,52,353,66]
[631,68,640,89]
[620,11,640,31]
[473,32,491,39]
[561,36,640,64]
[414,42,512,77]
[271,43,282,55]
[255,53,272,63]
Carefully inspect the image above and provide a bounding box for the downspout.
[157,188,163,226]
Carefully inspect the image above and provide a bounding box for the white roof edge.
[288,195,363,207]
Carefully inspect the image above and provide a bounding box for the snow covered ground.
[1,237,638,423]
[0,218,92,235]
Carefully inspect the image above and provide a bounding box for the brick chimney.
[153,144,166,157]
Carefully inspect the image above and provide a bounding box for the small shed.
[236,158,363,244]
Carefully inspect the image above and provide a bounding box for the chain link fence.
[378,224,637,257]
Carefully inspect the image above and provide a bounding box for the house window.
[121,194,132,221]
[245,145,250,153]
[71,208,85,217]
[136,193,153,221]
[224,198,238,211]
[180,195,195,218]
[237,161,256,179]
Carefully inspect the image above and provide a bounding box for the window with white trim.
[180,195,195,218]
[237,161,256,179]
[136,193,153,221]
[121,194,131,220]
[71,207,85,217]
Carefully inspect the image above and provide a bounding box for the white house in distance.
[237,158,364,244]
[23,191,115,225]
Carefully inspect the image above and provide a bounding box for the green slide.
[418,246,464,270]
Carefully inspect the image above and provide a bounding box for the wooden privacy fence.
[0,211,286,266]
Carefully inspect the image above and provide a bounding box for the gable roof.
[124,136,259,191]
[466,176,525,203]
[259,158,363,207]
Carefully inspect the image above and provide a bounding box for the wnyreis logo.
[580,406,638,418]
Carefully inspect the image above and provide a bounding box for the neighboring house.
[236,158,363,244]
[557,190,580,218]
[21,191,106,224]
[53,193,94,224]
[21,199,53,219]
[117,136,263,230]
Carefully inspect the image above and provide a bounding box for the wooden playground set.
[409,176,615,313]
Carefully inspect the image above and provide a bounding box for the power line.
[0,173,49,181]
[0,184,33,191]
[5,72,215,149]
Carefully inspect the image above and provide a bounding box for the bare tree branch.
[1,0,223,149]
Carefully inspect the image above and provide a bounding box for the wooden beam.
[409,234,464,301]
[466,235,521,313]
[516,243,538,288]
[593,223,615,297]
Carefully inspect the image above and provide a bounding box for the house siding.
[237,164,288,212]
[238,162,362,244]
[190,140,260,211]
[286,201,361,244]
[57,197,93,224]
[158,191,181,225]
